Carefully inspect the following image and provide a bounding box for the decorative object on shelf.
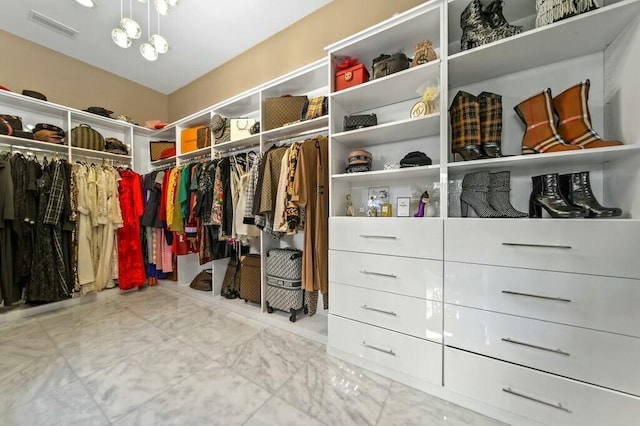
[346,194,355,216]
[149,140,175,161]
[478,91,503,157]
[189,269,212,292]
[449,91,483,161]
[343,114,377,131]
[397,197,411,217]
[372,53,411,80]
[448,179,464,218]
[460,0,523,52]
[144,119,166,129]
[83,106,114,118]
[488,171,527,218]
[367,186,389,217]
[181,125,208,154]
[70,124,105,151]
[535,0,599,28]
[460,171,503,218]
[249,121,260,135]
[412,40,438,67]
[210,114,231,144]
[334,57,369,92]
[0,115,33,139]
[301,96,328,121]
[263,95,309,131]
[230,118,255,141]
[529,173,589,218]
[414,191,430,217]
[367,198,378,217]
[22,90,47,101]
[33,123,66,144]
[0,117,11,136]
[380,200,393,217]
[559,171,622,218]
[105,137,129,155]
[345,149,372,173]
[116,114,137,125]
[514,89,582,154]
[553,79,623,149]
[412,81,440,117]
[400,151,432,168]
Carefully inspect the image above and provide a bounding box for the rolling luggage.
[239,254,261,304]
[265,248,306,322]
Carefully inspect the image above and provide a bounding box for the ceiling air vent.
[28,10,79,39]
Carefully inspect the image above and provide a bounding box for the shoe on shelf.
[514,89,583,155]
[484,0,523,35]
[460,171,504,218]
[478,91,503,158]
[450,91,484,161]
[488,171,527,217]
[553,79,623,149]
[535,0,599,28]
[529,173,589,218]
[559,171,622,218]
[460,0,522,51]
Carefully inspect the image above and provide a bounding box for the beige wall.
[0,30,168,125]
[168,0,424,121]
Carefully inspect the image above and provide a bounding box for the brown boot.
[449,91,483,161]
[553,80,623,149]
[514,89,582,155]
[478,91,502,157]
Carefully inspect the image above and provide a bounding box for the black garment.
[0,155,21,306]
[141,171,163,228]
[10,155,33,283]
[220,158,233,239]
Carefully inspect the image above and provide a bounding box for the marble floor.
[0,287,506,426]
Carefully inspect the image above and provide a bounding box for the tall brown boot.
[478,91,502,157]
[449,91,483,161]
[553,79,623,149]
[514,89,582,155]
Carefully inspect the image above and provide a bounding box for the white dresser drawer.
[445,348,640,426]
[444,219,640,279]
[330,282,442,343]
[328,315,442,386]
[444,305,640,396]
[329,251,442,300]
[330,217,443,260]
[444,262,640,338]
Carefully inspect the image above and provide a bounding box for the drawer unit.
[330,217,443,260]
[329,251,443,300]
[444,262,640,337]
[330,282,442,343]
[328,315,442,386]
[444,219,640,279]
[445,348,640,426]
[444,305,640,396]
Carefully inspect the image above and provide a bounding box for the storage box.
[180,126,210,154]
[150,140,175,162]
[263,96,308,131]
[335,63,369,92]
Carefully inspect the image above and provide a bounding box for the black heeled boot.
[559,171,622,218]
[529,173,589,218]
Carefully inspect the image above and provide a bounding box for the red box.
[335,64,369,92]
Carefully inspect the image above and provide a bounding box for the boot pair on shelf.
[530,171,622,218]
[460,0,523,52]
[449,91,503,161]
[535,0,599,28]
[460,171,527,218]
[515,80,622,155]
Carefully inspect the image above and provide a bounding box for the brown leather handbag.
[189,269,212,291]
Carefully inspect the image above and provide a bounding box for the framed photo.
[397,197,411,217]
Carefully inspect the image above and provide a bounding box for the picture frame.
[397,197,411,217]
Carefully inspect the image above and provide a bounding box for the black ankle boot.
[529,173,589,218]
[559,171,622,218]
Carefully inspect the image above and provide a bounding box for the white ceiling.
[0,0,333,94]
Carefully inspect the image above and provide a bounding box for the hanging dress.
[117,170,146,290]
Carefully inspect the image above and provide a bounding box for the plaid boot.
[553,80,622,149]
[478,91,502,157]
[449,91,483,161]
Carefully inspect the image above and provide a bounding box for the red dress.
[117,170,146,290]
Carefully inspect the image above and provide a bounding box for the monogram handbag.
[263,95,308,130]
[210,114,231,145]
[343,114,377,131]
[149,140,176,161]
[71,124,105,151]
[230,118,256,141]
[197,127,211,149]
[372,53,411,79]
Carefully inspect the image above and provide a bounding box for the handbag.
[412,40,438,67]
[105,137,129,155]
[300,96,328,121]
[230,118,256,141]
[71,124,105,151]
[149,140,176,161]
[400,151,432,168]
[343,114,377,131]
[197,127,211,149]
[189,269,212,291]
[249,121,260,134]
[263,95,308,130]
[210,114,231,145]
[372,53,410,79]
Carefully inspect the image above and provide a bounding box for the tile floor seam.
[240,393,277,426]
[374,380,394,426]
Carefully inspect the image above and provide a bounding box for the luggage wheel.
[303,305,309,315]
[266,302,273,314]
[289,314,297,323]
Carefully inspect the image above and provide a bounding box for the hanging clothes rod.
[73,152,131,165]
[262,126,329,143]
[0,142,68,157]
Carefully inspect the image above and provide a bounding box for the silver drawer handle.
[502,387,572,413]
[502,338,570,356]
[502,242,572,250]
[362,341,396,356]
[359,234,397,240]
[360,305,397,316]
[502,290,571,303]
[359,270,397,279]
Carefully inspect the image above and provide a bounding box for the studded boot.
[559,171,622,218]
[450,91,483,161]
[478,91,503,157]
[460,171,503,218]
[488,171,527,218]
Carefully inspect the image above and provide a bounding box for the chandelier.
[111,0,179,61]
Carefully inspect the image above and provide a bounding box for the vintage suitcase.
[239,254,262,304]
[372,53,410,80]
[71,124,105,151]
[149,140,176,161]
[266,285,306,322]
[335,63,369,92]
[181,125,209,154]
[263,96,308,131]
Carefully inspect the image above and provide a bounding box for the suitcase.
[265,248,306,322]
[263,96,308,131]
[239,254,261,304]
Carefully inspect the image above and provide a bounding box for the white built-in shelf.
[150,156,176,168]
[447,144,640,175]
[178,146,211,160]
[332,164,440,183]
[213,134,260,152]
[0,134,69,153]
[150,125,176,140]
[330,60,441,113]
[331,113,440,147]
[262,116,329,142]
[70,146,132,162]
[261,59,328,98]
[448,0,640,87]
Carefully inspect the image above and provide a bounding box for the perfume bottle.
[381,201,393,217]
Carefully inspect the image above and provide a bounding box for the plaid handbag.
[71,124,105,151]
[149,141,176,161]
[263,96,308,130]
[300,96,328,121]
